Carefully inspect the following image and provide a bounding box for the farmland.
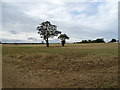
[2,43,118,88]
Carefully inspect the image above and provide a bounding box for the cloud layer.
[1,1,118,43]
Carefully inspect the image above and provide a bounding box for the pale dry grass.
[2,43,118,88]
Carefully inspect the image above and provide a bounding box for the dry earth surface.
[2,43,119,88]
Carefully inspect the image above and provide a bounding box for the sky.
[1,0,118,43]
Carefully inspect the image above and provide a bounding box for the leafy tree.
[110,39,117,43]
[88,40,92,43]
[95,38,105,43]
[37,21,61,47]
[79,38,105,43]
[58,34,69,46]
[91,40,96,43]
[81,40,89,43]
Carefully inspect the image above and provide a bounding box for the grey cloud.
[0,3,2,29]
[2,2,42,33]
[9,30,18,34]
[119,2,120,41]
[2,38,26,43]
[2,2,118,43]
[28,37,38,42]
[49,39,60,43]
[27,37,60,43]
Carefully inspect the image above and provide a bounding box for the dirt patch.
[2,43,118,88]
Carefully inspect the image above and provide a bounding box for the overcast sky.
[1,0,118,43]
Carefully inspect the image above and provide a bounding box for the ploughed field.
[2,43,118,88]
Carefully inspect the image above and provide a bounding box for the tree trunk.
[62,43,64,46]
[61,40,65,47]
[46,38,49,47]
[62,42,64,46]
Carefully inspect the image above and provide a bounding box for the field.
[2,43,118,88]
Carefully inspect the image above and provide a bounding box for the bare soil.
[2,43,118,88]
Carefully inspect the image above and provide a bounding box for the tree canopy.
[58,34,69,41]
[37,21,61,47]
[58,34,69,46]
[75,38,105,43]
[110,39,117,43]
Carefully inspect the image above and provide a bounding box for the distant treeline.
[0,38,119,44]
[74,38,119,44]
[0,42,62,44]
[1,43,44,44]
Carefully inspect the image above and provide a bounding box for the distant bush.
[75,38,105,43]
[109,39,117,43]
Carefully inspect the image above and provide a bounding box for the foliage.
[109,39,117,43]
[58,34,69,41]
[58,34,69,46]
[95,38,105,43]
[37,21,61,47]
[76,38,105,43]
